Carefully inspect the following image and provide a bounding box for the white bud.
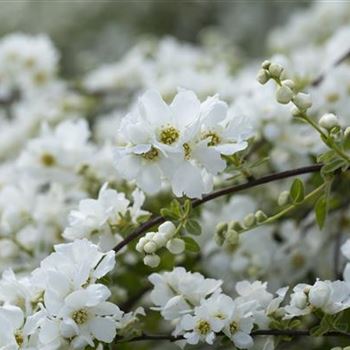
[281,79,295,90]
[292,92,312,111]
[143,241,158,254]
[309,281,331,308]
[268,63,284,78]
[153,232,168,247]
[261,60,271,69]
[158,221,176,239]
[278,191,290,206]
[243,213,256,228]
[136,237,148,252]
[143,254,160,268]
[145,232,156,240]
[257,69,270,85]
[292,292,308,309]
[319,113,339,130]
[166,238,185,255]
[255,210,267,223]
[276,85,294,104]
[225,230,239,245]
[344,126,350,138]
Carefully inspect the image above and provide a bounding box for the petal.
[232,331,254,349]
[89,317,116,343]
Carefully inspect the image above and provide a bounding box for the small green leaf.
[315,195,327,229]
[317,150,336,163]
[183,236,200,253]
[160,208,178,220]
[290,178,305,203]
[185,219,202,236]
[183,199,192,216]
[321,158,347,174]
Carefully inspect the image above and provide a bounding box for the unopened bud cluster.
[257,60,312,112]
[215,210,268,248]
[136,221,185,267]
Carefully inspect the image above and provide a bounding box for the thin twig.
[114,329,350,344]
[114,164,322,253]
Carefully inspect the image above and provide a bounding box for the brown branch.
[312,49,350,87]
[115,329,350,344]
[114,164,322,253]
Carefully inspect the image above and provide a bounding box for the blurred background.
[0,0,310,75]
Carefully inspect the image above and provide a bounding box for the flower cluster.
[0,239,142,349]
[113,89,253,198]
[136,221,185,267]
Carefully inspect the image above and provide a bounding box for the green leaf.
[160,208,178,220]
[290,178,305,203]
[321,158,347,174]
[185,219,202,236]
[315,195,327,229]
[183,236,200,253]
[183,199,192,216]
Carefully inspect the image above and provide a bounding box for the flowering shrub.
[2,2,350,350]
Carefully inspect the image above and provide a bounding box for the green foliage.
[290,178,305,203]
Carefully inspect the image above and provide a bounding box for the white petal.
[89,317,116,343]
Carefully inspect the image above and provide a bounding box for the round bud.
[224,229,239,245]
[136,237,148,252]
[319,113,339,130]
[145,232,156,240]
[309,281,331,308]
[292,92,312,111]
[230,220,244,232]
[281,79,295,90]
[216,222,228,239]
[257,69,270,85]
[143,241,158,254]
[276,85,294,104]
[261,60,271,69]
[255,210,267,223]
[158,221,176,239]
[153,232,168,247]
[143,254,160,268]
[278,191,290,206]
[243,213,256,228]
[268,63,284,78]
[345,126,350,138]
[166,238,185,255]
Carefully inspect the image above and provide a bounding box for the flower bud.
[292,92,312,111]
[281,79,295,90]
[158,221,176,239]
[261,60,271,69]
[224,229,239,246]
[153,232,168,247]
[230,220,244,232]
[309,281,331,308]
[143,241,158,254]
[257,69,270,85]
[319,113,339,130]
[269,63,284,79]
[136,237,148,252]
[255,210,268,223]
[345,126,350,138]
[143,254,160,268]
[276,85,294,104]
[243,213,256,228]
[278,191,290,206]
[166,238,185,254]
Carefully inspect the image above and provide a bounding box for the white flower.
[114,88,252,198]
[39,284,122,349]
[64,184,148,251]
[149,267,222,320]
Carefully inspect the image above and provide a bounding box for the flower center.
[15,330,24,347]
[292,253,305,268]
[196,320,211,335]
[160,126,179,145]
[326,93,339,103]
[41,153,56,167]
[141,147,159,161]
[183,143,191,160]
[229,321,239,334]
[72,308,89,325]
[203,131,221,146]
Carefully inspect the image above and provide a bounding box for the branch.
[115,329,350,344]
[312,48,350,87]
[114,164,322,253]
